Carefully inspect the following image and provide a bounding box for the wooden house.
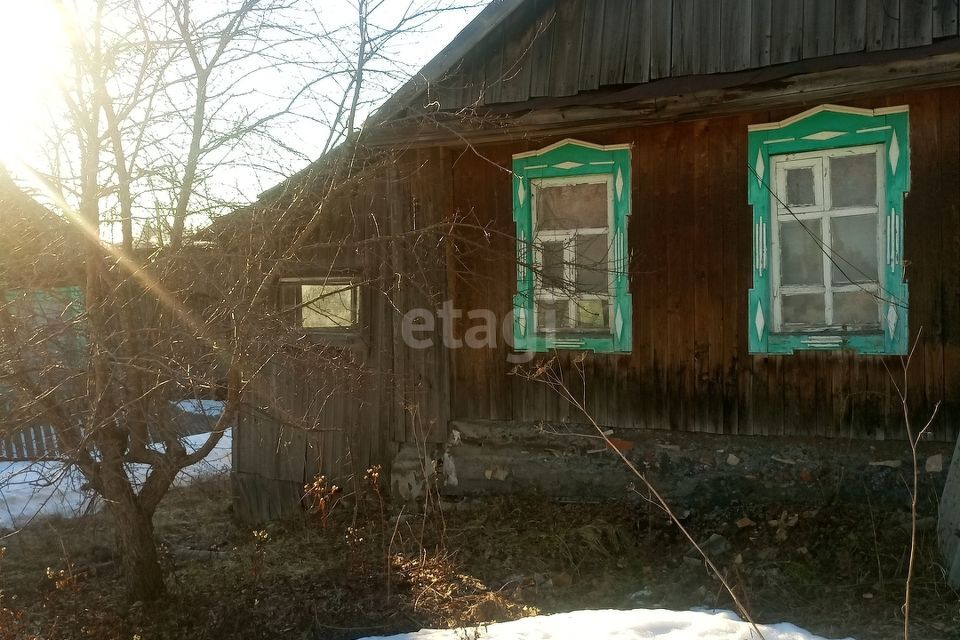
[230,0,960,522]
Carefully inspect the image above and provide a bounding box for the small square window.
[280,278,357,330]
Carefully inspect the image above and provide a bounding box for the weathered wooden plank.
[866,0,900,50]
[623,0,652,83]
[629,124,656,430]
[456,57,487,107]
[482,24,505,104]
[672,0,698,76]
[500,1,542,102]
[578,0,606,91]
[548,0,586,97]
[599,0,632,85]
[528,1,558,97]
[770,0,804,64]
[697,1,723,74]
[941,87,960,442]
[803,0,836,58]
[721,0,753,72]
[903,91,941,438]
[934,0,959,38]
[750,0,772,69]
[676,121,698,431]
[693,118,712,432]
[901,0,935,48]
[835,0,867,53]
[649,0,673,80]
[719,115,749,435]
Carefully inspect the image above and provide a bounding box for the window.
[513,140,631,353]
[279,278,357,331]
[748,106,910,354]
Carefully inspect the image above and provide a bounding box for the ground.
[0,474,957,640]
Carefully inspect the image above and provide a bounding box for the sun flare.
[0,2,69,166]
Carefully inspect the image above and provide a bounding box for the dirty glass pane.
[785,167,817,207]
[301,284,355,328]
[830,153,877,208]
[575,299,609,329]
[831,214,879,284]
[780,220,824,287]
[536,299,571,330]
[781,293,826,326]
[576,233,609,294]
[537,181,609,230]
[540,240,566,289]
[833,290,880,327]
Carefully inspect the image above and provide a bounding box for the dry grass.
[0,475,958,639]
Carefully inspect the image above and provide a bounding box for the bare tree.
[0,0,476,601]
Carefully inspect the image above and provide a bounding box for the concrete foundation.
[392,420,952,509]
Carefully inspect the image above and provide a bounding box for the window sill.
[757,331,891,355]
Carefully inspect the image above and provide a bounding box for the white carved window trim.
[530,174,615,334]
[769,144,886,333]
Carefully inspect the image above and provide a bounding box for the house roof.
[0,167,79,284]
[371,0,960,123]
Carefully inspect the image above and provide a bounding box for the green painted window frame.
[512,139,632,353]
[747,105,910,355]
[1,286,86,366]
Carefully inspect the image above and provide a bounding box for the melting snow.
[0,426,231,531]
[359,609,854,640]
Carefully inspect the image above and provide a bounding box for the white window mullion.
[822,214,834,326]
[565,236,577,326]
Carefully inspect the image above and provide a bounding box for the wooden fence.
[0,424,59,461]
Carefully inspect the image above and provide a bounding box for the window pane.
[537,182,608,230]
[831,214,879,284]
[780,220,824,286]
[833,290,880,328]
[781,293,826,326]
[302,284,355,328]
[785,167,817,207]
[575,299,609,329]
[830,153,877,208]
[536,299,571,330]
[541,240,566,289]
[576,233,609,294]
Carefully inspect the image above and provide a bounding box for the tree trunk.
[110,496,166,601]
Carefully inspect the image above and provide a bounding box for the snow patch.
[175,399,226,416]
[0,429,232,531]
[359,609,854,640]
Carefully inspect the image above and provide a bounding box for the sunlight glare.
[0,2,69,166]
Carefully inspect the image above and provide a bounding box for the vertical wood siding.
[447,86,960,442]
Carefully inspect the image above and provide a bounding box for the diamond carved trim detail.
[803,131,845,141]
[755,303,765,341]
[553,161,583,170]
[889,131,900,175]
[887,305,898,338]
[755,149,765,187]
[517,306,527,337]
[616,167,624,201]
[615,304,624,340]
[517,178,526,206]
